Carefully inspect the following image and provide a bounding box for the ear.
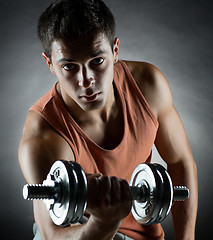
[42,52,56,75]
[113,37,119,63]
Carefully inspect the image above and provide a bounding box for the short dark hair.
[37,0,116,58]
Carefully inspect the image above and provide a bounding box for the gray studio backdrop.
[0,0,212,239]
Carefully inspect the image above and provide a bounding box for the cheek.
[96,62,114,86]
[55,69,80,90]
[64,77,80,93]
[104,66,114,89]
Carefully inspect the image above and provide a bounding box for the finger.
[111,176,121,205]
[86,172,103,178]
[120,179,132,203]
[98,176,111,206]
[94,173,103,178]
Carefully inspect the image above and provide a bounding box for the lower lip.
[80,93,100,102]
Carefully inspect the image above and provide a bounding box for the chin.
[81,100,105,112]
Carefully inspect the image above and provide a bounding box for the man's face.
[46,33,119,112]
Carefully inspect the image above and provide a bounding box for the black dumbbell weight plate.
[130,163,164,224]
[152,164,173,224]
[48,160,77,225]
[66,161,87,224]
[48,160,87,226]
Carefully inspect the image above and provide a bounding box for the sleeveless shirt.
[30,60,164,240]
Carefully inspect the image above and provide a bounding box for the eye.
[91,57,104,65]
[63,63,75,71]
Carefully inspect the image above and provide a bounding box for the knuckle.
[110,177,121,204]
[111,176,118,182]
[111,176,121,187]
[98,176,111,200]
[99,175,109,183]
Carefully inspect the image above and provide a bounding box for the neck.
[57,83,116,125]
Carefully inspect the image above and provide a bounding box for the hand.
[86,174,132,227]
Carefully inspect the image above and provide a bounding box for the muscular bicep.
[129,61,194,166]
[19,137,57,183]
[18,111,75,184]
[155,105,193,166]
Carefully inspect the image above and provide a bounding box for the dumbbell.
[23,160,189,226]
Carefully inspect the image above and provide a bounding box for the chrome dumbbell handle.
[130,185,189,202]
[23,184,55,200]
[23,184,147,201]
[23,182,189,203]
[130,185,148,202]
[23,184,149,202]
[173,186,189,201]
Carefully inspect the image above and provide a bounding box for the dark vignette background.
[0,0,212,239]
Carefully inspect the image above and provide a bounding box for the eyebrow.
[57,50,107,64]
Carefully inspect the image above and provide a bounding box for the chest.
[80,110,124,150]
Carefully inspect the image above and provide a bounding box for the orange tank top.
[30,60,164,240]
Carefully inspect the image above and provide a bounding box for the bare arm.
[155,99,198,240]
[126,61,198,240]
[148,66,198,240]
[19,111,132,240]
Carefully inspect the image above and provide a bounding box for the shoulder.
[18,111,74,184]
[123,60,173,119]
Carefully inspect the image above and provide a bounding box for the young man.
[19,0,198,239]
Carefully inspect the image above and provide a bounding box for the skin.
[19,32,198,240]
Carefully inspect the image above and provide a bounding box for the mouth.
[79,92,101,102]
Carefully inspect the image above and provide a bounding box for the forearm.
[79,215,121,240]
[168,160,198,240]
[49,216,120,240]
[35,212,121,240]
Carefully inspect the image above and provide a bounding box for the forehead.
[51,33,111,61]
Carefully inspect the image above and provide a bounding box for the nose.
[79,66,95,89]
[81,77,95,89]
